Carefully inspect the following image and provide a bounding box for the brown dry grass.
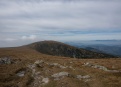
[0,47,121,87]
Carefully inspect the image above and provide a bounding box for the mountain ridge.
[25,40,116,58]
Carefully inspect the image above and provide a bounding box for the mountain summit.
[26,40,116,58]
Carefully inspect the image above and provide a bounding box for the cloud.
[21,35,37,40]
[4,38,17,41]
[0,0,121,32]
[0,0,121,47]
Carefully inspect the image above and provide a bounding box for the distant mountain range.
[84,45,121,57]
[24,40,116,58]
[65,40,121,57]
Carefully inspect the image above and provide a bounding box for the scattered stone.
[35,72,41,76]
[49,63,59,66]
[27,60,50,87]
[83,62,121,72]
[0,57,13,64]
[69,66,75,70]
[49,63,67,69]
[106,70,120,73]
[28,64,36,71]
[85,79,91,82]
[34,60,44,65]
[53,63,58,66]
[42,78,49,84]
[77,75,90,79]
[92,65,108,71]
[77,75,91,82]
[16,71,25,77]
[83,62,108,71]
[51,72,69,80]
[59,65,67,69]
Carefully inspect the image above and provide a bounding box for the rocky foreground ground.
[0,47,121,87]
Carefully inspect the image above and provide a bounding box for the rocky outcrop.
[27,60,50,87]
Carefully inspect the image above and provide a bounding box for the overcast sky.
[0,0,121,47]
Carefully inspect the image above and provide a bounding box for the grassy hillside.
[0,46,121,87]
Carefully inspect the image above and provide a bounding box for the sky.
[0,0,121,47]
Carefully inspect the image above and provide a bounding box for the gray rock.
[83,62,120,72]
[77,75,90,79]
[77,75,91,82]
[107,70,120,73]
[16,71,25,77]
[27,61,50,87]
[51,72,69,80]
[49,63,67,69]
[83,62,92,67]
[28,64,36,69]
[0,57,12,64]
[34,60,44,64]
[92,65,108,71]
[59,65,67,69]
[83,62,108,71]
[53,63,58,66]
[42,78,49,84]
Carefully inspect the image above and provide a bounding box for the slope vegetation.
[26,41,116,58]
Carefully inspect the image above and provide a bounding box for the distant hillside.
[84,47,103,53]
[65,40,121,57]
[85,45,121,57]
[25,41,116,58]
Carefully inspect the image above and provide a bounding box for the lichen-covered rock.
[83,62,121,72]
[42,78,49,84]
[16,71,26,77]
[51,72,69,80]
[77,75,91,82]
[84,62,108,71]
[52,63,58,66]
[49,63,67,69]
[59,65,67,69]
[0,57,12,64]
[34,60,44,65]
[92,65,108,71]
[77,75,90,79]
[27,60,50,87]
[83,62,92,67]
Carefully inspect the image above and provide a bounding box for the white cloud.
[21,36,27,40]
[5,38,17,41]
[29,35,37,40]
[0,0,121,32]
[0,0,121,47]
[21,35,37,40]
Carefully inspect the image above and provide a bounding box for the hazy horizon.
[0,0,121,47]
